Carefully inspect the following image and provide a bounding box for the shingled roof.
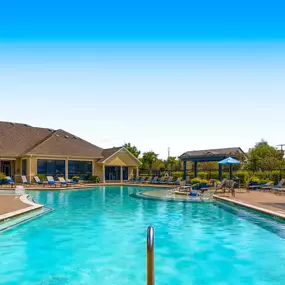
[179,147,244,160]
[0,122,54,157]
[0,121,103,158]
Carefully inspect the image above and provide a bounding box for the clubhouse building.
[0,121,140,183]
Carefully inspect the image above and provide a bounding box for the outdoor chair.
[150,176,158,183]
[185,176,191,186]
[46,176,59,187]
[3,176,15,187]
[143,176,153,183]
[259,181,274,191]
[136,177,146,183]
[166,177,173,184]
[158,177,166,184]
[34,176,44,185]
[58,177,74,186]
[21,175,30,186]
[169,177,181,185]
[273,179,285,195]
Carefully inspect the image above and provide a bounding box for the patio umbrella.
[218,157,241,179]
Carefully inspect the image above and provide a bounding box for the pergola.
[179,147,244,180]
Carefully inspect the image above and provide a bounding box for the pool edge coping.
[0,194,43,222]
[214,195,285,220]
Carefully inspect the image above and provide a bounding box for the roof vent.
[10,122,15,125]
[24,124,30,127]
[64,135,69,138]
[48,128,53,131]
[73,136,77,139]
[56,134,60,137]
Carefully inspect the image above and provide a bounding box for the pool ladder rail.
[147,225,154,285]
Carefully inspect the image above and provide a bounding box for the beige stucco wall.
[104,149,140,167]
[94,163,104,182]
[98,149,140,182]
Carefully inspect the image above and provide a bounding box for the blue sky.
[0,0,285,158]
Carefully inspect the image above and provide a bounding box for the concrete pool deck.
[0,194,43,222]
[215,191,285,219]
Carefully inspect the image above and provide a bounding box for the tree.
[246,140,283,172]
[165,156,178,171]
[123,143,141,158]
[141,151,158,173]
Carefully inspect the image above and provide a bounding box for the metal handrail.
[147,225,154,285]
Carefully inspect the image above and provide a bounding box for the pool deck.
[0,194,43,222]
[215,191,285,219]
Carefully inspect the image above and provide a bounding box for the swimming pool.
[1,186,285,284]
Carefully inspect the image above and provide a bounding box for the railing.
[146,225,154,285]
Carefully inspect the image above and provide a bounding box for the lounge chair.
[46,176,59,187]
[158,177,166,184]
[34,176,44,185]
[3,176,15,187]
[21,175,30,185]
[125,177,135,183]
[185,176,191,186]
[143,176,153,183]
[58,177,74,186]
[166,177,173,184]
[216,179,226,191]
[136,177,146,183]
[169,178,181,185]
[150,176,158,183]
[272,179,285,195]
[260,181,274,191]
[132,177,141,183]
[200,189,216,199]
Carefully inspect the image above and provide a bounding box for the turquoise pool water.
[1,186,285,284]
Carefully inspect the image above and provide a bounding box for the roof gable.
[98,147,141,165]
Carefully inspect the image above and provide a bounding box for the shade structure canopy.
[218,157,241,165]
[218,157,241,179]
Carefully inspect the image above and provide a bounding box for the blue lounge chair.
[21,175,30,185]
[143,176,153,183]
[185,176,191,186]
[150,176,158,183]
[3,176,15,186]
[166,177,173,184]
[174,178,182,185]
[159,177,166,184]
[34,176,44,185]
[47,176,58,187]
[137,177,146,183]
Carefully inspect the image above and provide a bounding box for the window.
[37,160,65,178]
[105,166,121,181]
[68,161,92,180]
[122,167,128,180]
[22,159,27,175]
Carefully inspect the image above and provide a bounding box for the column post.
[103,164,105,183]
[194,162,198,177]
[65,158,68,180]
[120,166,123,182]
[183,161,187,180]
[136,167,139,177]
[219,164,223,181]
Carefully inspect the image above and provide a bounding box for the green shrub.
[191,177,202,183]
[249,176,260,183]
[37,174,46,181]
[198,172,208,179]
[171,171,183,178]
[90,176,100,183]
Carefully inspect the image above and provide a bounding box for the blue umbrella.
[218,157,241,179]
